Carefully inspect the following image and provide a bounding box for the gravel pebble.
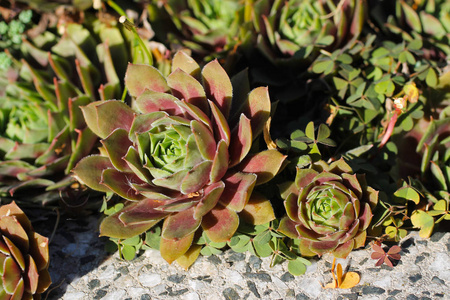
[40,216,449,300]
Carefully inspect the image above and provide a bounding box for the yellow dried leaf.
[339,272,360,289]
[324,280,337,289]
[263,117,277,150]
[323,258,361,289]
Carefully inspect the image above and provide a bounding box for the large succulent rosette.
[0,19,127,201]
[278,159,378,258]
[0,201,51,299]
[73,51,286,263]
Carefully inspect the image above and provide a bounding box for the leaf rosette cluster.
[247,0,366,65]
[148,0,243,59]
[0,18,129,202]
[0,201,51,299]
[73,51,286,264]
[278,159,378,258]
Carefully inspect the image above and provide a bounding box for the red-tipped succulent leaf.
[73,51,286,264]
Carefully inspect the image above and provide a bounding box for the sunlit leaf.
[411,210,435,238]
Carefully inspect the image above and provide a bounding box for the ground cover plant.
[0,0,449,297]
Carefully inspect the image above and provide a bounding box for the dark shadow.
[27,208,112,300]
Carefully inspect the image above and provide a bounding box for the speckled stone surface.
[37,215,449,300]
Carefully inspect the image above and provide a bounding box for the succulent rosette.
[73,51,286,263]
[278,159,378,258]
[0,201,51,299]
[0,18,128,201]
[369,0,450,59]
[247,0,367,65]
[148,0,243,59]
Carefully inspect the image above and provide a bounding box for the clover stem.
[106,0,127,17]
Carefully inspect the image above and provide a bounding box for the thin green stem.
[106,0,127,17]
[119,16,153,65]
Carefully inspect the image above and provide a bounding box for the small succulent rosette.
[0,201,51,299]
[148,0,243,59]
[278,159,378,258]
[247,0,366,64]
[0,19,129,202]
[73,51,286,264]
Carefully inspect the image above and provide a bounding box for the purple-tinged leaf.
[24,255,39,294]
[194,181,225,219]
[244,87,271,140]
[338,220,361,245]
[295,168,319,190]
[284,193,300,223]
[219,172,256,212]
[202,205,239,243]
[209,140,229,183]
[181,161,213,194]
[359,202,373,231]
[161,207,201,240]
[0,202,32,232]
[81,100,135,139]
[152,169,189,191]
[278,217,300,239]
[72,155,114,193]
[157,198,199,212]
[123,147,153,183]
[312,172,342,184]
[332,240,354,259]
[28,232,49,271]
[341,173,363,198]
[100,213,161,239]
[101,129,133,172]
[400,0,422,33]
[129,112,167,143]
[4,142,48,161]
[117,199,169,226]
[201,59,232,119]
[228,114,252,167]
[328,158,353,174]
[309,239,339,256]
[134,90,183,116]
[420,11,446,37]
[191,120,216,160]
[65,126,98,174]
[167,69,208,113]
[172,51,200,77]
[339,202,356,230]
[177,100,213,130]
[349,0,366,44]
[236,149,287,185]
[130,183,175,200]
[101,169,146,201]
[0,161,35,180]
[125,63,169,97]
[209,100,230,146]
